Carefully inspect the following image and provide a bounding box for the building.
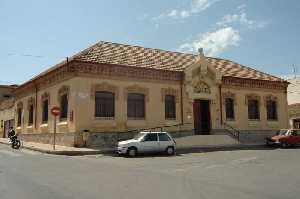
[12,41,289,147]
[287,77,300,128]
[0,85,17,138]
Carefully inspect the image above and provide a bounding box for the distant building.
[287,77,300,128]
[7,41,289,146]
[0,85,17,138]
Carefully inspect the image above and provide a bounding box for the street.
[0,144,299,199]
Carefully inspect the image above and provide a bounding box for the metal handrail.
[223,122,240,141]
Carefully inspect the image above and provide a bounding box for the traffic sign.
[51,106,60,116]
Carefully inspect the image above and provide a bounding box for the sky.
[1,0,300,85]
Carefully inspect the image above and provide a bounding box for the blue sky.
[1,0,300,84]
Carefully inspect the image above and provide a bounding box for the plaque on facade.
[193,81,211,94]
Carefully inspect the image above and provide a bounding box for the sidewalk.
[0,138,113,155]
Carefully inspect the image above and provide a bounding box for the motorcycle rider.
[8,127,16,143]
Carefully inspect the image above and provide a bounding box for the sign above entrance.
[51,106,60,116]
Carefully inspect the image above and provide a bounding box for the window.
[143,133,158,142]
[266,100,277,120]
[60,94,68,120]
[158,133,171,141]
[248,99,260,120]
[28,104,34,125]
[95,91,115,118]
[127,93,145,119]
[165,95,176,119]
[225,98,235,120]
[17,108,22,127]
[42,99,49,123]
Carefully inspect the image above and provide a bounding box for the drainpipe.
[219,84,223,127]
[180,79,184,125]
[34,81,38,130]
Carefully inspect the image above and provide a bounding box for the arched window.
[225,98,235,120]
[266,100,277,120]
[60,94,68,120]
[28,97,34,126]
[248,99,260,120]
[95,91,115,118]
[16,102,23,127]
[165,95,176,119]
[41,93,49,123]
[127,93,145,119]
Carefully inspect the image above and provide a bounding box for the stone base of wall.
[19,133,77,147]
[212,129,278,144]
[238,130,278,144]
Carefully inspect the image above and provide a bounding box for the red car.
[266,129,300,148]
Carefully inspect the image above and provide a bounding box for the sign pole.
[53,115,56,150]
[51,106,60,151]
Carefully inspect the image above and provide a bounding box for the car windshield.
[133,133,145,140]
[277,130,288,135]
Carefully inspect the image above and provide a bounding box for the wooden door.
[193,100,211,135]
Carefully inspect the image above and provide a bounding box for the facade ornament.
[124,85,149,102]
[193,80,211,94]
[245,94,261,105]
[91,82,119,99]
[161,88,179,103]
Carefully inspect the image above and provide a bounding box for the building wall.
[13,75,289,137]
[14,78,77,135]
[221,86,288,131]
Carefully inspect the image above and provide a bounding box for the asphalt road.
[0,144,299,199]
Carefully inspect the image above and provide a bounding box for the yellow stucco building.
[12,41,289,147]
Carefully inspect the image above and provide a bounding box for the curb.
[0,141,113,156]
[1,140,267,156]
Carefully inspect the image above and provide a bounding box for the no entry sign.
[51,106,60,116]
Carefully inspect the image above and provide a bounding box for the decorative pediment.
[264,95,278,106]
[192,80,211,94]
[17,101,23,109]
[27,97,35,109]
[124,85,149,102]
[91,82,119,99]
[41,92,50,102]
[245,94,261,105]
[222,91,236,105]
[58,85,70,96]
[161,88,179,102]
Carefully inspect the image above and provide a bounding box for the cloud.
[153,0,220,21]
[178,27,240,56]
[217,5,267,29]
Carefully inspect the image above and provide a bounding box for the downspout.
[180,79,184,125]
[219,84,223,127]
[34,81,38,130]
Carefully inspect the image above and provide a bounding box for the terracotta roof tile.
[74,41,284,82]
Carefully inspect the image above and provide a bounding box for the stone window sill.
[16,126,21,130]
[27,125,33,129]
[165,118,176,121]
[57,121,68,126]
[95,117,115,120]
[128,117,145,120]
[40,123,48,128]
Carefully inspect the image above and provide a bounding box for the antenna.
[292,64,297,78]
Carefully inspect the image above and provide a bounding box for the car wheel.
[127,147,137,157]
[281,142,289,148]
[166,147,175,156]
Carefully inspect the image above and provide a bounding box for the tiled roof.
[74,41,284,82]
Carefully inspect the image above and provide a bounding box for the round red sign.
[51,106,60,116]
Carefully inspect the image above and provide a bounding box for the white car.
[117,132,176,157]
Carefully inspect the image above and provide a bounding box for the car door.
[158,133,172,152]
[295,130,300,145]
[289,130,298,145]
[139,133,159,153]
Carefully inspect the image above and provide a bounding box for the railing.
[223,122,240,141]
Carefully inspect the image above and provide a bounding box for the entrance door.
[193,100,211,135]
